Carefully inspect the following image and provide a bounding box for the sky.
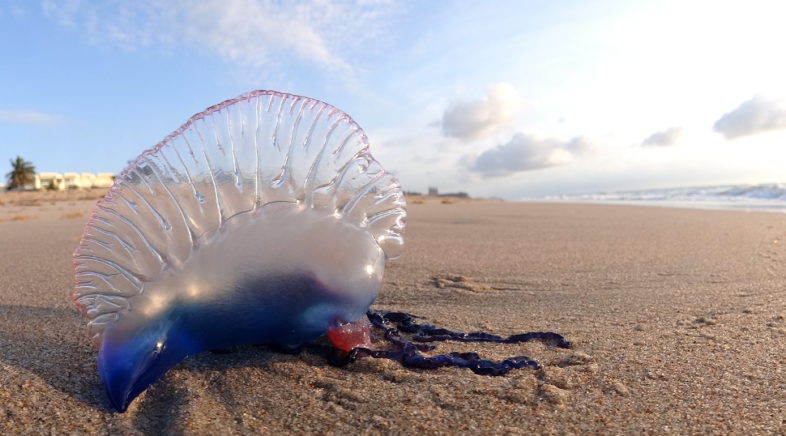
[2,0,786,198]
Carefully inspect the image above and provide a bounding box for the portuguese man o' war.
[73,91,405,411]
[73,90,571,413]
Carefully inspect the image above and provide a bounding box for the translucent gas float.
[73,91,406,412]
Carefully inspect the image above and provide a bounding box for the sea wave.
[539,183,786,212]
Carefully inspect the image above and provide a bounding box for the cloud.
[0,110,60,126]
[41,0,398,73]
[713,95,786,140]
[642,126,683,147]
[470,133,592,178]
[441,83,521,140]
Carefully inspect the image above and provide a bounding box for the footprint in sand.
[429,274,491,292]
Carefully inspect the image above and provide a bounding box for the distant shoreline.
[530,198,786,214]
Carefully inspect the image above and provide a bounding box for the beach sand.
[0,196,784,434]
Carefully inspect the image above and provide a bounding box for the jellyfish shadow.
[128,345,305,434]
[0,304,334,432]
[0,304,107,410]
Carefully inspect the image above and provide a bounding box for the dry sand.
[0,189,105,223]
[0,195,784,434]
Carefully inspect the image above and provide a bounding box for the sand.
[0,195,784,434]
[0,189,105,223]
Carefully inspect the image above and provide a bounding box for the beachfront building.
[80,173,96,188]
[63,173,81,189]
[94,173,114,188]
[35,172,66,190]
[24,172,115,190]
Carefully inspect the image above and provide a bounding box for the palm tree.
[5,156,36,191]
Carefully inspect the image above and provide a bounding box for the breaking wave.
[540,183,786,212]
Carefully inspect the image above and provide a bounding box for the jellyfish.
[73,90,570,413]
[73,91,405,411]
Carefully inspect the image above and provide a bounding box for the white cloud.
[713,95,786,140]
[0,110,60,126]
[441,83,521,140]
[470,133,592,178]
[41,0,398,73]
[642,126,683,147]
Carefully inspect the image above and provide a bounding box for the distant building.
[35,172,65,190]
[94,173,115,188]
[439,191,470,198]
[80,173,96,188]
[63,173,81,189]
[28,172,114,190]
[424,186,470,199]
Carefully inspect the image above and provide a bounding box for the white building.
[63,173,81,189]
[94,173,114,188]
[35,172,65,190]
[80,173,96,188]
[29,172,114,190]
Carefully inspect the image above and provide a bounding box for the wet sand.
[0,196,784,434]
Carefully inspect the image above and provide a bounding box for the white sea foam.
[536,183,786,213]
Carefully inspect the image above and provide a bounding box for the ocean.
[538,183,786,213]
